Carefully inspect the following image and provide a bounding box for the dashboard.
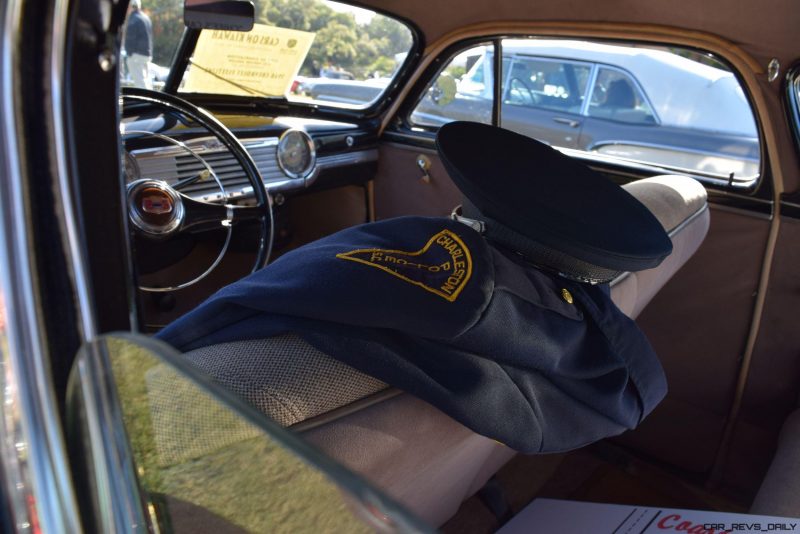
[123,114,378,202]
[121,107,380,329]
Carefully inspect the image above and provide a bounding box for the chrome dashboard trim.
[276,129,316,180]
[127,133,378,201]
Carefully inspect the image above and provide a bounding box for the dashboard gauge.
[277,129,315,179]
[124,150,141,184]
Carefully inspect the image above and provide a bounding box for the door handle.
[552,117,581,128]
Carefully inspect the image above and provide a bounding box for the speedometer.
[276,129,315,179]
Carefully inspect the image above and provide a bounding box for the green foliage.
[140,0,413,80]
[140,0,184,66]
[445,65,467,80]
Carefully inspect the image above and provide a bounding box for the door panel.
[500,103,583,148]
[720,215,800,494]
[615,205,770,478]
[373,143,462,220]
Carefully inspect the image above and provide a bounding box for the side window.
[406,38,761,187]
[504,57,591,114]
[587,67,657,124]
[410,44,494,128]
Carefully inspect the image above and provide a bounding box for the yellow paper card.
[182,24,315,97]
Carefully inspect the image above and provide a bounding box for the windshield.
[121,0,414,109]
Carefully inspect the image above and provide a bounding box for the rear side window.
[588,68,657,124]
[410,44,494,128]
[505,57,591,113]
[408,38,761,188]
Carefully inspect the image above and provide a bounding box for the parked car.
[410,40,760,182]
[2,0,800,532]
[301,76,390,104]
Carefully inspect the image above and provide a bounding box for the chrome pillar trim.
[0,0,83,530]
[51,0,97,342]
[71,340,149,534]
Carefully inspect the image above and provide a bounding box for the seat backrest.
[605,78,636,109]
[182,174,709,527]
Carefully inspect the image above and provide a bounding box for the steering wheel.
[121,87,274,292]
[508,77,537,106]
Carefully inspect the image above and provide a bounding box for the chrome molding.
[559,145,760,190]
[786,67,800,155]
[276,129,316,180]
[52,0,97,343]
[0,0,83,531]
[70,340,148,534]
[129,134,378,200]
[126,180,186,236]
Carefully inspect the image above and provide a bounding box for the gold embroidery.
[336,229,473,302]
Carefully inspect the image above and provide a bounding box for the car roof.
[500,39,758,136]
[358,0,794,67]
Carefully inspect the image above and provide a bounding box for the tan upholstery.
[612,175,709,318]
[182,174,709,527]
[750,409,800,517]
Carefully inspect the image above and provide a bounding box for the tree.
[141,0,183,66]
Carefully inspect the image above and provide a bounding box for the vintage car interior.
[1,0,800,531]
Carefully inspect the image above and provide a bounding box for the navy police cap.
[436,121,672,280]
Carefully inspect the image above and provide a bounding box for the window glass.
[68,335,428,533]
[409,44,494,128]
[409,38,761,186]
[503,56,591,113]
[122,0,414,109]
[587,68,657,124]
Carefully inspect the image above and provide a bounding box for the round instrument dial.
[277,129,315,179]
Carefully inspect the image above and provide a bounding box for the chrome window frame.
[786,65,800,157]
[0,0,85,530]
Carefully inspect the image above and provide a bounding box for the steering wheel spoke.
[180,195,265,231]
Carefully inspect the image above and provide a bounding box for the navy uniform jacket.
[158,216,667,453]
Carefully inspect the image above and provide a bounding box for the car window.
[122,0,414,109]
[587,67,657,124]
[407,38,761,187]
[67,334,431,533]
[409,44,495,128]
[504,56,591,113]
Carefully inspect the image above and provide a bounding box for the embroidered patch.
[336,229,473,302]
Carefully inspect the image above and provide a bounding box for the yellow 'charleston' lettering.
[336,229,474,302]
